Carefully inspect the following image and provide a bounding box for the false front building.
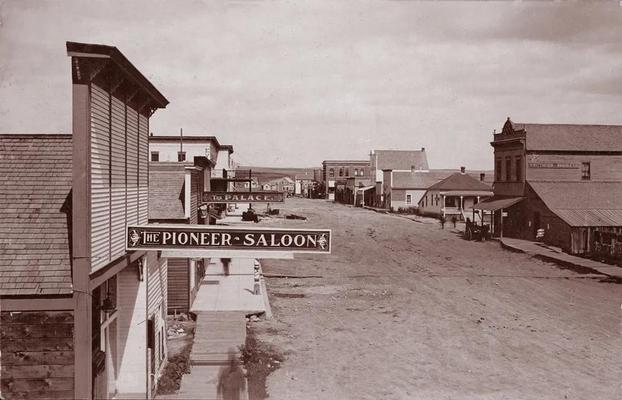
[477,118,622,256]
[0,42,169,400]
[321,160,370,200]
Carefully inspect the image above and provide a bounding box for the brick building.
[475,118,622,256]
[321,160,370,200]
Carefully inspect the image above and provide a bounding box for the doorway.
[533,212,541,238]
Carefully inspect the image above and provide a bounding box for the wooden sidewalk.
[158,311,248,400]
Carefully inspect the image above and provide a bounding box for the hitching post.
[253,260,261,295]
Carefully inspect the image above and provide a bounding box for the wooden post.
[500,208,504,238]
[72,81,93,400]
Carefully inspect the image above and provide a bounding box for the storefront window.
[581,162,591,180]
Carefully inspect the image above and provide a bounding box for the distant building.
[417,168,493,219]
[476,118,622,255]
[370,149,429,207]
[381,168,492,211]
[262,176,295,194]
[149,135,234,191]
[321,160,370,200]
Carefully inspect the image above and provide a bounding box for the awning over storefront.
[471,196,524,211]
[357,186,375,192]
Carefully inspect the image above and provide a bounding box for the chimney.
[421,147,425,152]
[480,173,485,182]
[460,166,466,174]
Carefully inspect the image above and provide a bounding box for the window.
[495,159,502,181]
[354,168,359,176]
[339,167,344,177]
[345,168,349,177]
[151,151,159,162]
[515,156,522,182]
[329,168,335,178]
[406,194,412,204]
[178,151,186,162]
[581,162,591,180]
[505,157,511,181]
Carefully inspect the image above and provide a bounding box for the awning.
[357,186,375,192]
[553,209,622,227]
[471,196,524,211]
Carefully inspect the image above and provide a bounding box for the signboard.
[127,224,331,253]
[527,162,578,169]
[202,191,284,203]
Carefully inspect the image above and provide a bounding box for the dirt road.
[251,198,622,400]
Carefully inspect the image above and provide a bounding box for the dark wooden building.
[477,118,622,255]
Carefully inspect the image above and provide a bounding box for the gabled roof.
[391,169,493,190]
[529,181,622,227]
[0,134,73,295]
[505,120,622,152]
[373,150,429,171]
[428,173,492,191]
[391,170,449,189]
[149,163,186,220]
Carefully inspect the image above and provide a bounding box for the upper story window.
[406,194,412,204]
[178,151,186,162]
[515,156,522,182]
[345,168,349,177]
[151,151,159,162]
[495,159,502,182]
[339,167,344,177]
[505,157,511,182]
[329,168,335,178]
[581,162,591,180]
[354,168,359,176]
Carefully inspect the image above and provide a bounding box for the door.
[533,212,541,238]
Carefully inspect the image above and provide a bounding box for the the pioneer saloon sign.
[202,191,284,203]
[127,225,331,253]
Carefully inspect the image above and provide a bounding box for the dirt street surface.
[249,198,622,400]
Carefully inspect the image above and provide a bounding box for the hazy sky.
[1,1,621,169]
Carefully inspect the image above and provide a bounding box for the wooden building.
[476,118,622,255]
[370,149,428,207]
[149,159,213,314]
[417,168,492,220]
[0,41,169,400]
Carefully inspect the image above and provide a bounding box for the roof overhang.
[67,41,169,111]
[472,196,524,211]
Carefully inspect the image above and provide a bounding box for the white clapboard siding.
[138,113,149,224]
[90,84,111,270]
[116,263,147,394]
[146,252,168,375]
[110,94,127,259]
[126,106,139,225]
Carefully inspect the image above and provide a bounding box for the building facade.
[417,169,493,220]
[370,149,429,207]
[0,42,170,400]
[480,118,622,255]
[321,160,370,200]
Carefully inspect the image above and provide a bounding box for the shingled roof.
[428,172,492,191]
[0,135,73,295]
[374,150,429,171]
[149,163,187,220]
[507,121,622,152]
[391,169,493,190]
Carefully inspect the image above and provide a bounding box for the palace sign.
[202,191,284,203]
[127,225,331,253]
